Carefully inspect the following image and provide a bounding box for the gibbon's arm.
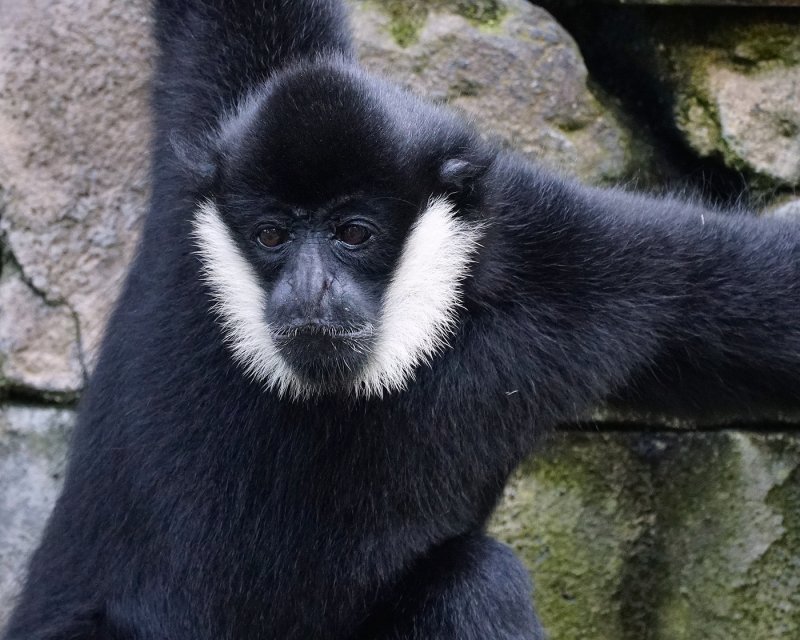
[153,0,353,122]
[605,194,800,420]
[467,154,800,425]
[152,0,353,185]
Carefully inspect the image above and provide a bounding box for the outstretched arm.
[606,200,800,420]
[464,153,800,427]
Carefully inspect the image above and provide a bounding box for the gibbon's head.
[185,59,492,399]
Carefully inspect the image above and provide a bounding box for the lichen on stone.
[490,431,800,640]
[449,0,506,28]
[370,0,507,47]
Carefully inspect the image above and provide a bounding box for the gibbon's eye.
[257,227,289,248]
[335,223,372,247]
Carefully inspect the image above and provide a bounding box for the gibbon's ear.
[437,157,488,208]
[439,158,480,190]
[438,157,488,195]
[169,130,219,189]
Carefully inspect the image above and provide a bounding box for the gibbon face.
[191,61,486,399]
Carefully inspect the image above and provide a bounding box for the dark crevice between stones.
[560,419,800,434]
[615,433,667,640]
[535,1,785,209]
[0,383,79,408]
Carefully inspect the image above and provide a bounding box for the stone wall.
[0,0,798,637]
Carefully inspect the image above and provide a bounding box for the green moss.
[673,77,790,193]
[370,0,427,47]
[722,22,800,69]
[647,10,800,72]
[734,437,800,637]
[449,0,506,28]
[630,433,800,640]
[446,76,481,99]
[390,21,420,48]
[490,433,657,640]
[647,435,741,640]
[372,0,507,47]
[491,432,800,639]
[671,48,763,182]
[674,91,723,157]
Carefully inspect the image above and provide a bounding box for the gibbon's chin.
[272,325,374,385]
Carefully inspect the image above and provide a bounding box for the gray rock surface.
[1,0,800,635]
[633,12,800,188]
[0,263,83,397]
[766,197,800,219]
[678,63,800,186]
[0,406,74,628]
[349,0,634,184]
[0,0,154,368]
[0,1,151,625]
[0,0,632,386]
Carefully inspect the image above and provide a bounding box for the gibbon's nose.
[269,246,338,327]
[293,253,333,314]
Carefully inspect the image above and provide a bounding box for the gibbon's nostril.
[312,279,332,307]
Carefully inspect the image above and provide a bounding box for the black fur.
[4,1,800,639]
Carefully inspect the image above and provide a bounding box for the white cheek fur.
[192,197,482,400]
[192,201,302,398]
[355,197,483,397]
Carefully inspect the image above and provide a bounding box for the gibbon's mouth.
[272,323,376,382]
[272,323,375,341]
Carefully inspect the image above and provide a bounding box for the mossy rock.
[490,430,800,640]
[349,0,638,184]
